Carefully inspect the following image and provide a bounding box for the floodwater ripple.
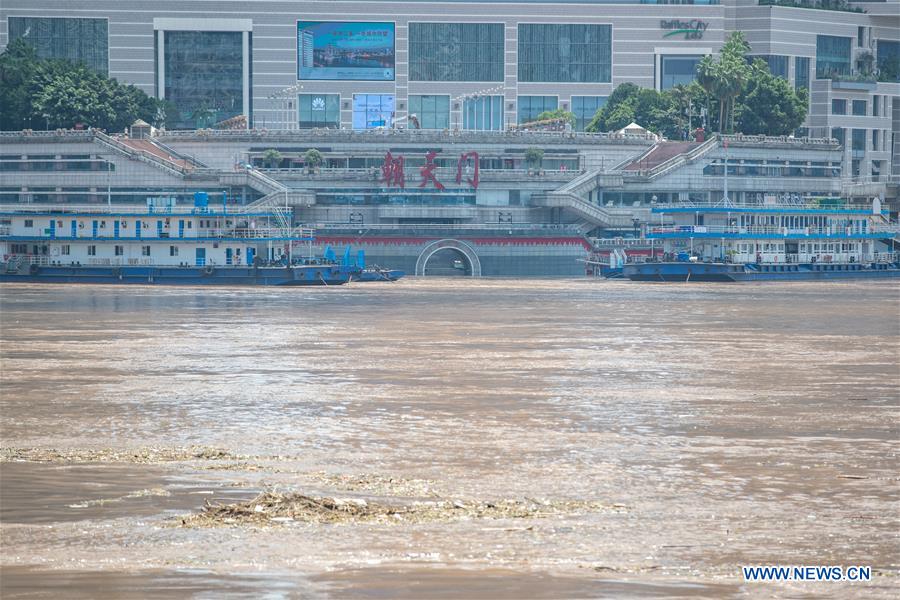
[0,279,898,598]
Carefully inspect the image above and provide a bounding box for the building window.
[298,94,340,129]
[170,246,179,257]
[60,245,70,256]
[164,31,244,129]
[87,245,96,256]
[851,129,866,154]
[7,17,108,75]
[142,245,151,256]
[572,96,608,132]
[857,26,865,48]
[518,24,611,83]
[660,55,704,90]
[816,35,851,78]
[24,219,33,228]
[852,100,867,116]
[517,96,558,125]
[114,245,124,256]
[409,23,504,82]
[831,99,847,115]
[753,55,788,79]
[832,127,845,146]
[408,95,450,130]
[876,40,899,83]
[872,130,879,151]
[794,57,810,93]
[873,95,880,117]
[352,94,394,129]
[462,96,504,131]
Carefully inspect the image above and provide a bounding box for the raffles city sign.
[660,20,708,40]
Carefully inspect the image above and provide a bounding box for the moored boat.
[0,195,362,286]
[622,198,900,282]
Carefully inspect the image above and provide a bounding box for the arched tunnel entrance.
[415,239,482,277]
[423,248,472,276]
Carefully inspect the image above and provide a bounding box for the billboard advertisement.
[298,22,395,81]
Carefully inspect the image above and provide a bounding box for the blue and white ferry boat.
[0,194,359,285]
[623,198,900,282]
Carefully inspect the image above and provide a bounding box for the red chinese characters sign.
[380,150,480,190]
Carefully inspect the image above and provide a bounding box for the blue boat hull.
[623,262,900,282]
[0,265,355,286]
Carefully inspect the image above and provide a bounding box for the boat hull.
[352,269,405,282]
[623,262,900,282]
[0,265,354,286]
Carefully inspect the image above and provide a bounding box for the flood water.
[1,279,898,599]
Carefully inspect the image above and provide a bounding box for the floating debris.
[308,472,440,497]
[180,490,622,528]
[0,446,242,464]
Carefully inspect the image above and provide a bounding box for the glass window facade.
[572,96,608,132]
[408,23,503,82]
[831,127,844,146]
[352,94,394,129]
[518,24,611,83]
[463,96,503,131]
[517,96,557,124]
[660,55,703,90]
[298,94,340,129]
[816,35,851,78]
[8,17,108,74]
[852,100,867,116]
[794,56,810,92]
[851,128,865,152]
[164,31,244,130]
[877,40,899,83]
[753,55,789,79]
[832,99,847,115]
[408,95,450,129]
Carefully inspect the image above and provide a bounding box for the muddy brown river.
[0,279,898,599]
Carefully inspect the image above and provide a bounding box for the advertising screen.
[298,22,395,81]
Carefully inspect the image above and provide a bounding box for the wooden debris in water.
[0,445,241,464]
[180,490,622,528]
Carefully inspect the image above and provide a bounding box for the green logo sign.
[661,20,708,40]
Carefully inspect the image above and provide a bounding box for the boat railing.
[0,203,291,217]
[3,254,52,266]
[648,225,897,236]
[626,251,900,266]
[202,227,315,240]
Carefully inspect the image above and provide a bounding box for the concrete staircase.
[533,170,649,231]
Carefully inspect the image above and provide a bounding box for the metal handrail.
[649,225,898,236]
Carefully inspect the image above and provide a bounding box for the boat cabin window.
[114,245,124,256]
[87,245,96,256]
[170,246,179,257]
[142,246,151,256]
[24,219,33,228]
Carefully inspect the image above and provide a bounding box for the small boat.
[353,267,405,282]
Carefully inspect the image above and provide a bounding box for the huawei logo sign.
[312,97,326,110]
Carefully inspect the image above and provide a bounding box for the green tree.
[262,148,282,168]
[304,148,324,168]
[0,39,40,130]
[696,32,752,133]
[535,108,576,127]
[0,39,159,132]
[735,60,808,135]
[524,147,544,169]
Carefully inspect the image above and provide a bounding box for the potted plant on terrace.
[524,147,544,176]
[304,148,324,174]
